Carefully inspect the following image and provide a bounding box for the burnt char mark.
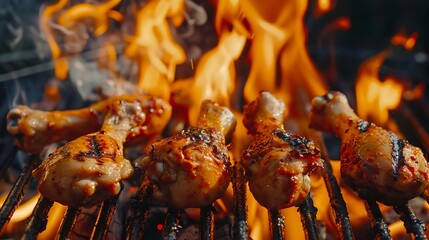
[391,132,406,181]
[357,120,371,133]
[180,127,229,164]
[273,130,319,157]
[76,135,116,163]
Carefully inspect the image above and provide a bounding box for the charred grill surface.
[0,154,42,235]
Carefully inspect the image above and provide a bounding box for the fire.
[391,32,418,51]
[316,0,335,16]
[237,0,327,106]
[41,0,123,80]
[124,0,186,100]
[355,32,425,126]
[355,51,403,126]
[24,0,426,239]
[172,29,246,124]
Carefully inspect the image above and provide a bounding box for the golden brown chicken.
[7,93,172,153]
[241,91,323,209]
[141,100,236,209]
[309,91,429,205]
[32,99,150,207]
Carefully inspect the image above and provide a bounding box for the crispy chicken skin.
[7,93,172,153]
[242,91,323,209]
[142,100,236,209]
[32,100,151,207]
[309,91,429,205]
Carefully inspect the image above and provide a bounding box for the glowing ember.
[316,0,335,16]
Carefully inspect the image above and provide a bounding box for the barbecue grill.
[1,0,429,239]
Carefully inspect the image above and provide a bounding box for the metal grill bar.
[232,165,249,240]
[319,153,355,240]
[0,154,41,234]
[298,195,319,240]
[56,206,81,240]
[312,130,355,240]
[126,182,154,240]
[90,194,120,240]
[200,205,214,240]
[362,197,391,240]
[162,208,180,240]
[393,203,427,240]
[21,196,54,240]
[269,208,284,240]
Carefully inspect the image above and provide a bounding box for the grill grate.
[56,206,80,240]
[1,100,429,239]
[0,154,41,233]
[22,196,53,239]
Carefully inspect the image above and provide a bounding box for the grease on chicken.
[142,100,236,209]
[7,93,172,153]
[309,91,429,205]
[242,91,323,209]
[32,100,154,206]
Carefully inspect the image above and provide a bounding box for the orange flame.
[40,0,123,80]
[391,32,418,50]
[211,0,328,238]
[316,0,336,16]
[237,0,327,107]
[124,0,186,100]
[172,29,246,124]
[56,0,123,37]
[40,0,69,80]
[355,51,403,126]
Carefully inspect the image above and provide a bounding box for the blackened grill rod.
[0,154,41,234]
[21,196,54,240]
[162,208,180,240]
[319,154,354,240]
[232,165,249,240]
[55,207,81,240]
[269,208,284,240]
[393,203,427,240]
[90,194,120,240]
[200,205,214,240]
[298,195,319,240]
[362,196,392,240]
[126,182,154,240]
[312,131,355,240]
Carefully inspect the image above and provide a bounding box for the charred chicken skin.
[309,91,429,205]
[7,93,172,153]
[142,100,236,209]
[242,91,323,209]
[32,99,150,207]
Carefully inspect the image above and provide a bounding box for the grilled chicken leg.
[309,91,429,205]
[142,100,236,209]
[242,91,323,209]
[32,100,149,207]
[7,93,172,153]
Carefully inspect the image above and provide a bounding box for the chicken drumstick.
[7,93,172,153]
[242,91,323,209]
[142,100,236,209]
[33,99,151,207]
[309,91,429,205]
